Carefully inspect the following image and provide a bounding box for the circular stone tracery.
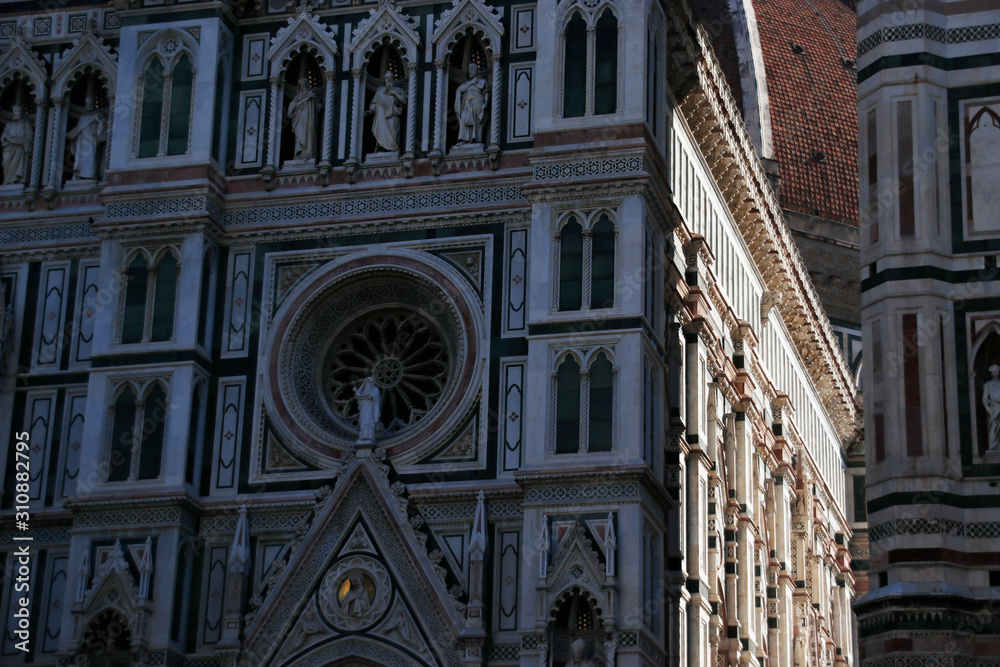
[327,309,450,433]
[265,254,482,467]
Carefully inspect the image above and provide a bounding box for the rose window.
[327,310,450,434]
[267,257,483,466]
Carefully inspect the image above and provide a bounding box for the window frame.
[118,245,183,346]
[132,31,199,160]
[552,208,620,313]
[556,0,623,120]
[104,377,170,483]
[549,344,618,455]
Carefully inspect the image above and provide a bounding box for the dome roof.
[694,0,859,226]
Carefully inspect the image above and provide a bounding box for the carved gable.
[349,0,421,67]
[0,31,48,95]
[242,458,478,666]
[432,0,505,58]
[269,6,339,75]
[52,29,118,98]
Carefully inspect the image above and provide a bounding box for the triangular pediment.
[349,0,421,68]
[81,541,140,623]
[269,7,339,74]
[242,458,480,667]
[546,522,606,600]
[52,30,118,98]
[432,0,504,58]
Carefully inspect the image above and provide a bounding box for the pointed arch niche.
[346,0,420,178]
[431,0,504,164]
[0,33,48,192]
[971,323,1000,457]
[50,28,118,194]
[263,7,339,182]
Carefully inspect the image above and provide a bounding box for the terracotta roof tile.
[753,0,858,225]
[695,0,859,226]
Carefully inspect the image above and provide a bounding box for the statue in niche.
[983,363,1000,451]
[367,71,407,153]
[67,97,106,180]
[568,638,594,667]
[2,106,33,185]
[354,377,381,442]
[454,62,488,146]
[287,81,319,160]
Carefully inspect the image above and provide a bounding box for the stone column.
[403,62,417,177]
[405,62,417,157]
[319,71,335,182]
[430,58,446,174]
[585,26,596,116]
[345,68,363,181]
[263,76,281,177]
[158,71,173,157]
[44,97,65,198]
[487,54,501,169]
[105,95,115,176]
[29,98,47,193]
[579,368,590,453]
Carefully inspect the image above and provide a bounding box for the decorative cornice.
[666,0,859,445]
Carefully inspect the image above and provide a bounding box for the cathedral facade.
[0,0,860,666]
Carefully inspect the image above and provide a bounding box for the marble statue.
[454,62,488,145]
[354,377,381,442]
[2,106,33,185]
[604,638,617,667]
[340,573,369,616]
[367,72,407,153]
[569,638,594,667]
[537,639,549,667]
[287,81,318,160]
[66,98,106,180]
[983,364,1000,451]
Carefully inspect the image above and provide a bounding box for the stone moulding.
[667,0,859,444]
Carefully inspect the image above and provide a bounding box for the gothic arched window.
[561,4,620,119]
[556,356,581,453]
[590,214,615,308]
[135,35,197,159]
[559,217,584,311]
[588,352,614,451]
[138,58,165,158]
[120,247,180,345]
[108,385,138,482]
[106,381,168,483]
[151,251,178,342]
[122,254,149,344]
[562,12,587,119]
[594,10,618,116]
[556,211,616,313]
[167,55,195,156]
[138,383,167,479]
